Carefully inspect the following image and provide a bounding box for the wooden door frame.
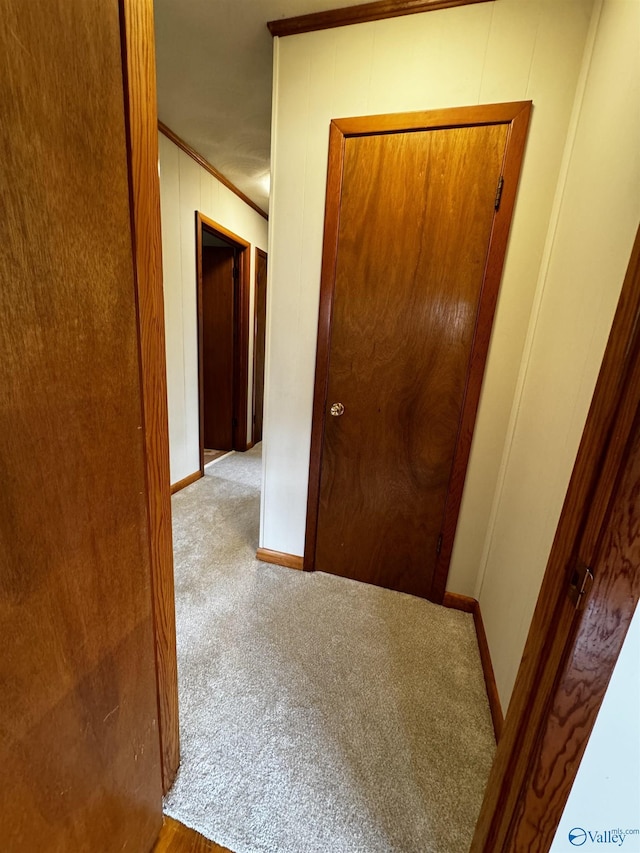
[471,223,640,851]
[120,0,179,794]
[252,247,268,446]
[304,102,532,601]
[195,211,251,472]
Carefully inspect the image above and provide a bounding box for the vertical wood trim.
[236,246,251,452]
[119,0,179,793]
[252,247,268,446]
[431,101,532,602]
[304,121,346,571]
[471,224,640,852]
[443,593,504,741]
[196,213,206,475]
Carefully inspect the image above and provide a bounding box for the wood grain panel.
[120,0,179,795]
[511,410,640,849]
[267,0,492,37]
[472,225,640,851]
[153,817,234,853]
[314,123,507,598]
[305,104,530,598]
[0,0,162,848]
[159,123,268,221]
[203,246,236,451]
[253,249,268,445]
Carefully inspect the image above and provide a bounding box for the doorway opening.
[196,212,251,473]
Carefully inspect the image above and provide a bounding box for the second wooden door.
[202,245,236,451]
[307,104,531,600]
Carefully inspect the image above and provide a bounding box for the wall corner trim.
[443,592,504,740]
[158,122,269,221]
[256,548,304,570]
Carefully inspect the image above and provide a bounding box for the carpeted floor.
[164,444,495,853]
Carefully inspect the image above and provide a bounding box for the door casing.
[304,103,532,602]
[196,212,251,470]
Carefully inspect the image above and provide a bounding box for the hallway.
[165,446,495,853]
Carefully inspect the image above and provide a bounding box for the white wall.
[264,0,592,562]
[550,607,640,852]
[477,0,640,709]
[159,133,269,484]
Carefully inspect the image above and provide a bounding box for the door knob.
[330,402,345,417]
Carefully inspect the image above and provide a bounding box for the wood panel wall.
[0,0,163,848]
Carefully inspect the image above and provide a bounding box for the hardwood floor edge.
[443,592,504,741]
[154,816,235,852]
[170,470,203,495]
[256,547,304,570]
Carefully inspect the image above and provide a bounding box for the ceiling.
[154,0,375,214]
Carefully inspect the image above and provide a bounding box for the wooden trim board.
[256,548,304,570]
[443,593,504,741]
[120,0,180,795]
[170,471,202,495]
[159,122,268,221]
[268,0,492,37]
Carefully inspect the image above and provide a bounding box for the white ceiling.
[154,0,376,213]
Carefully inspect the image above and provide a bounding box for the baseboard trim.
[170,470,202,494]
[443,592,504,741]
[256,548,304,570]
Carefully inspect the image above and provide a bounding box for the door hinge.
[568,561,594,610]
[436,533,443,556]
[494,176,504,211]
[233,265,239,281]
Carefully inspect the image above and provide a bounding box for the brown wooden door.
[253,249,268,444]
[0,0,163,850]
[202,246,236,451]
[312,111,527,600]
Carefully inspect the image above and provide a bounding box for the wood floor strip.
[153,817,234,853]
[443,592,504,740]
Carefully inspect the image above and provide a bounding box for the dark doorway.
[196,213,251,473]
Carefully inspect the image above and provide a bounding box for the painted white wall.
[477,0,640,709]
[550,607,640,852]
[159,133,269,485]
[264,1,592,562]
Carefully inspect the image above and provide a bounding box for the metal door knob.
[330,402,345,417]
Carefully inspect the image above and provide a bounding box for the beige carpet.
[164,443,495,853]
